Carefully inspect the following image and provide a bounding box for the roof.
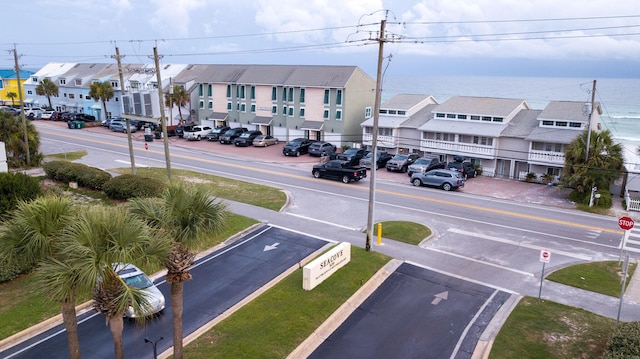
[361,104,438,129]
[381,94,436,111]
[538,101,601,121]
[0,69,34,79]
[434,96,529,117]
[524,127,582,144]
[500,109,542,137]
[418,118,507,137]
[209,112,228,120]
[251,116,273,125]
[300,120,324,130]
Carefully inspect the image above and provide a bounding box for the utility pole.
[112,46,136,174]
[365,15,388,252]
[585,80,596,162]
[151,46,172,181]
[13,44,30,168]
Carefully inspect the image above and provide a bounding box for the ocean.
[382,75,640,157]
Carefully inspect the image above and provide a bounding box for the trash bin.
[144,134,154,142]
[77,121,85,129]
[154,132,161,139]
[67,121,74,129]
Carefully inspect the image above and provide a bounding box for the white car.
[115,263,165,318]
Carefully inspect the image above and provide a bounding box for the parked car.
[234,130,263,147]
[410,169,465,191]
[205,126,231,141]
[312,160,367,184]
[386,153,421,173]
[308,141,337,157]
[446,160,477,179]
[407,156,445,176]
[253,135,279,147]
[129,119,157,130]
[337,148,368,166]
[109,120,137,133]
[114,263,165,318]
[40,110,54,120]
[70,113,97,122]
[175,124,194,138]
[282,138,313,156]
[359,151,394,170]
[219,127,248,144]
[184,125,213,141]
[60,112,73,122]
[25,107,43,119]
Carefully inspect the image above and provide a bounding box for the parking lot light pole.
[144,337,163,359]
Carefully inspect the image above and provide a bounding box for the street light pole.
[144,337,163,359]
[365,16,387,252]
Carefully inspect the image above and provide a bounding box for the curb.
[471,294,522,359]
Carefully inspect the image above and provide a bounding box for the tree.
[166,85,190,124]
[35,78,58,109]
[129,182,228,359]
[65,206,171,359]
[0,110,43,168]
[0,196,82,359]
[89,81,114,121]
[563,129,623,200]
[6,91,17,106]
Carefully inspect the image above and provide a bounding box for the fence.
[625,188,640,212]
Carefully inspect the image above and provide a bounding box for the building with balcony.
[0,69,33,107]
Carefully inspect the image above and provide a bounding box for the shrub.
[42,161,111,190]
[0,252,32,282]
[103,174,165,200]
[604,321,640,358]
[0,172,41,217]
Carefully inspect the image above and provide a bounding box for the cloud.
[148,0,208,37]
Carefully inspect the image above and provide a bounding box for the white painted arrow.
[264,243,280,252]
[431,291,448,305]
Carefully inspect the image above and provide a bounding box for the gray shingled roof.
[525,127,582,144]
[400,104,438,128]
[501,109,542,138]
[419,118,507,137]
[434,96,529,117]
[381,94,434,111]
[538,101,600,121]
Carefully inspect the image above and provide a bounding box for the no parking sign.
[539,249,551,263]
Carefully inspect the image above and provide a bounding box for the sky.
[2,0,640,78]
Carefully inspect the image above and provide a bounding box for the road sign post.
[538,250,551,302]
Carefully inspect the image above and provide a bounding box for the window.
[569,122,582,128]
[436,113,445,118]
[288,88,293,102]
[272,105,277,114]
[283,106,287,115]
[397,111,406,115]
[300,88,305,103]
[389,110,397,115]
[472,136,493,146]
[492,117,504,122]
[199,100,204,109]
[457,115,467,119]
[378,128,392,136]
[272,87,277,101]
[380,109,388,114]
[227,102,232,110]
[227,85,231,98]
[324,89,329,104]
[208,101,213,109]
[241,103,246,112]
[481,116,492,121]
[251,86,255,100]
[79,94,83,99]
[282,88,286,102]
[470,115,480,120]
[240,86,245,99]
[299,108,305,117]
[236,103,240,111]
[69,94,75,99]
[365,107,372,118]
[336,89,342,105]
[59,79,66,85]
[542,120,554,126]
[336,110,342,120]
[251,104,255,113]
[288,107,293,116]
[199,84,203,97]
[446,114,456,119]
[556,121,567,127]
[208,84,212,97]
[130,82,139,89]
[323,109,329,119]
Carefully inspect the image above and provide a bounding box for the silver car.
[115,263,165,318]
[410,169,465,191]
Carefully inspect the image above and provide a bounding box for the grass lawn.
[45,150,87,162]
[547,261,637,298]
[181,246,390,358]
[0,213,258,341]
[373,220,431,245]
[490,296,615,358]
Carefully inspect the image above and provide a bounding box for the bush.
[103,174,165,200]
[0,172,41,217]
[42,161,111,190]
[604,321,640,358]
[0,252,32,282]
[568,189,612,208]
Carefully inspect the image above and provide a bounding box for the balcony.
[528,150,565,165]
[419,139,495,157]
[362,133,398,148]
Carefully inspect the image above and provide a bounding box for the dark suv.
[282,138,313,156]
[219,127,248,144]
[445,161,477,179]
[386,153,420,173]
[234,130,263,147]
[205,126,231,141]
[407,156,445,177]
[308,142,337,157]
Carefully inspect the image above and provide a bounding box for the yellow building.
[0,69,34,107]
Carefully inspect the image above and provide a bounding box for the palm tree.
[0,196,82,359]
[0,110,43,168]
[89,81,114,121]
[6,91,17,106]
[64,206,171,359]
[167,85,189,124]
[129,182,228,359]
[35,78,58,109]
[564,129,623,197]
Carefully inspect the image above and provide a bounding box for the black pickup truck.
[312,160,367,184]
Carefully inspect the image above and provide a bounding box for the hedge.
[103,174,166,200]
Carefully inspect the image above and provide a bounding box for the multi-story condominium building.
[1,69,34,107]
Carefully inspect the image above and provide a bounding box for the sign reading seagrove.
[303,242,351,290]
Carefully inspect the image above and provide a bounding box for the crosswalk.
[622,228,640,253]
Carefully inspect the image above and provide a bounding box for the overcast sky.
[2,0,639,78]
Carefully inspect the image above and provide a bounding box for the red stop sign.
[619,216,635,231]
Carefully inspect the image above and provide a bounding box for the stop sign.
[619,216,635,231]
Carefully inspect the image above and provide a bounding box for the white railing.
[419,139,495,157]
[528,151,565,165]
[362,134,397,148]
[625,188,640,212]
